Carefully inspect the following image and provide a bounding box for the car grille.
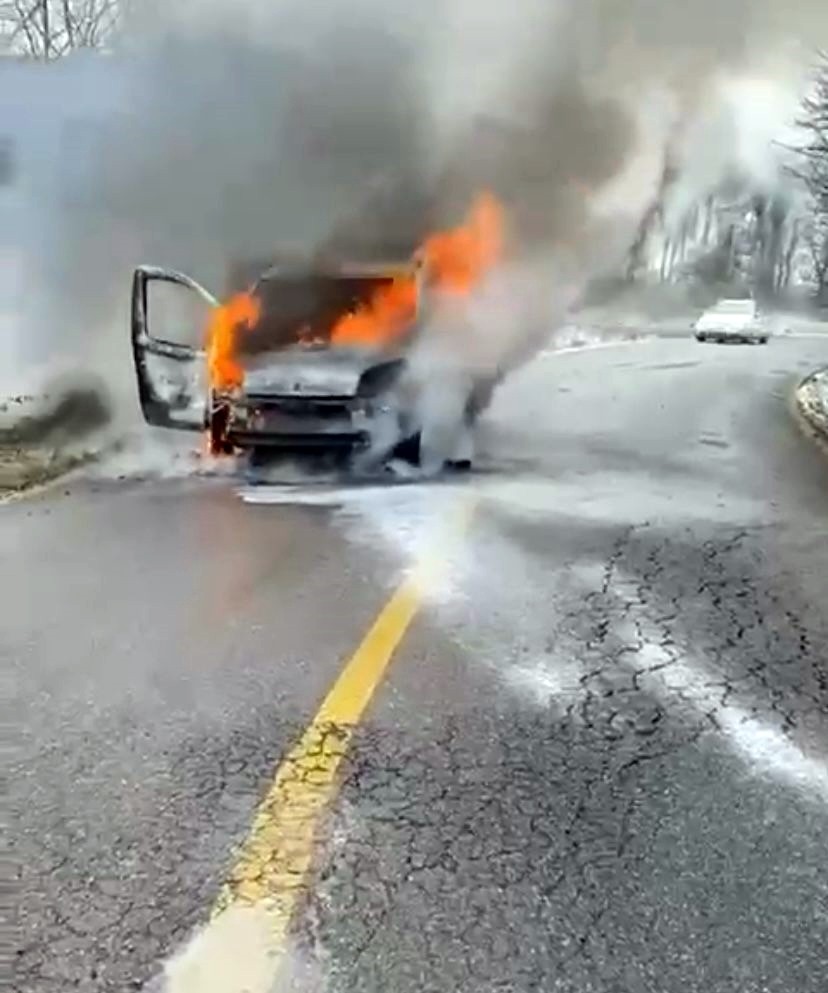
[245,397,353,419]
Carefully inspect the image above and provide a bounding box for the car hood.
[242,348,390,398]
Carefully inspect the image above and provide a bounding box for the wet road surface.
[6,334,828,992]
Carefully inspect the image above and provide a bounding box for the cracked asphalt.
[6,333,828,992]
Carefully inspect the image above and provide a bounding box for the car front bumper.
[222,394,376,450]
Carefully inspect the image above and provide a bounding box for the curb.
[0,439,121,505]
[791,367,828,458]
[0,450,91,504]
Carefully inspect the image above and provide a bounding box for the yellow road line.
[165,495,473,993]
[210,575,422,920]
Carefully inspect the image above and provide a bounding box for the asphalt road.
[6,333,828,993]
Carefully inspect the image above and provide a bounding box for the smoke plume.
[8,0,828,422]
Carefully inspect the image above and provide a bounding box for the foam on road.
[7,333,828,993]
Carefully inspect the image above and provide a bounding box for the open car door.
[131,266,218,430]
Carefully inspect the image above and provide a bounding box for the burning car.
[131,194,504,471]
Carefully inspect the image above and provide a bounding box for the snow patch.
[614,614,828,801]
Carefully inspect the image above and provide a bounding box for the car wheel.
[390,430,473,471]
[391,431,421,466]
[696,333,706,342]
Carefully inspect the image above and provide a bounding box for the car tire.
[391,431,422,466]
[696,333,707,342]
[390,430,474,471]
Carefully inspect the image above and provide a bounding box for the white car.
[694,299,769,344]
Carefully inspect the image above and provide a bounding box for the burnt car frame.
[130,260,495,469]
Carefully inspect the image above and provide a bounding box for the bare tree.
[1,0,120,58]
[750,192,790,300]
[625,149,678,282]
[793,54,828,199]
[777,217,800,290]
[789,51,828,301]
[802,214,828,301]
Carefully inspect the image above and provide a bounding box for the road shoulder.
[792,367,828,458]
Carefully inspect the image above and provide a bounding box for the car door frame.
[130,265,218,430]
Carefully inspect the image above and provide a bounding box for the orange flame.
[206,291,261,391]
[330,190,504,347]
[204,191,504,388]
[329,277,418,347]
[422,191,504,295]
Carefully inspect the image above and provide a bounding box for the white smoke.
[4,0,827,462]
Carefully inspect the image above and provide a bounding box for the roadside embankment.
[793,366,828,452]
[0,380,112,497]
